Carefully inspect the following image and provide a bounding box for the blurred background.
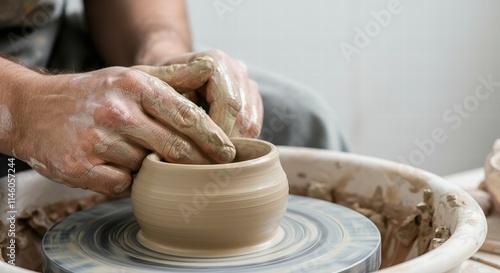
[187,0,500,176]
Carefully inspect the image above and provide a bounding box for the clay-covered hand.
[134,50,263,138]
[12,66,236,194]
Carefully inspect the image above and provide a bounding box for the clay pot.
[131,138,289,257]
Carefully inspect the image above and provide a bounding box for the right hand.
[135,50,263,139]
[11,65,236,194]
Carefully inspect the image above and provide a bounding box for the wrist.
[133,30,191,66]
[0,59,45,156]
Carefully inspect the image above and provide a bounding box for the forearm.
[0,57,42,156]
[84,0,192,66]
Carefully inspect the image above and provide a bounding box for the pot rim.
[143,137,278,170]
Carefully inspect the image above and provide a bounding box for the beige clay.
[429,226,451,251]
[306,180,333,202]
[131,138,289,257]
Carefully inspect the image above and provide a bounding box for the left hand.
[134,50,263,138]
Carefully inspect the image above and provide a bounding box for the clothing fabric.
[0,0,348,177]
[252,66,348,150]
[0,0,63,66]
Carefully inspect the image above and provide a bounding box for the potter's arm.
[84,0,263,139]
[0,56,237,194]
[0,57,39,157]
[83,0,191,66]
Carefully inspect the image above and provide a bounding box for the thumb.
[133,57,214,93]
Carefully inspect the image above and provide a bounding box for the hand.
[11,66,236,194]
[134,50,263,138]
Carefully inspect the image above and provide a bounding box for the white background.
[187,0,500,175]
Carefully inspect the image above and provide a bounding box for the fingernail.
[114,184,126,193]
[219,145,236,162]
[193,57,215,71]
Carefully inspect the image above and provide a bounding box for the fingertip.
[153,135,213,165]
[214,143,236,164]
[87,165,132,194]
[194,56,215,73]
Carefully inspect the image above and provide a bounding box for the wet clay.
[290,178,468,269]
[429,226,451,251]
[290,181,413,268]
[0,193,126,271]
[131,138,288,257]
[394,190,434,250]
[305,180,333,202]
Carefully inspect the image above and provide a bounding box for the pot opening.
[147,138,275,166]
[232,138,274,163]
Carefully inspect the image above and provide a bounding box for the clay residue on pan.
[289,184,307,196]
[305,181,333,202]
[345,186,387,237]
[428,226,451,251]
[0,193,128,271]
[291,178,459,269]
[334,174,353,193]
[390,189,434,259]
[446,194,467,208]
[340,188,436,268]
[292,181,411,267]
[351,202,386,237]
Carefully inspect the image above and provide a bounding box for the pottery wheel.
[42,195,381,272]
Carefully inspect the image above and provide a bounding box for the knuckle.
[101,68,133,87]
[118,68,142,83]
[106,100,129,118]
[165,138,190,162]
[97,68,150,104]
[173,102,200,128]
[101,66,128,77]
[98,99,139,127]
[62,156,88,181]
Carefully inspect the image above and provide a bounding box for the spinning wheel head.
[42,195,381,272]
